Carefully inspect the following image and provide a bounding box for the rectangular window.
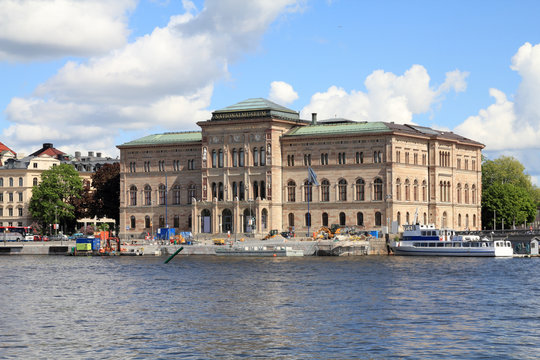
[18,208,22,216]
[8,193,13,202]
[18,193,22,202]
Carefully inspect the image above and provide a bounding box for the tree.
[482,182,536,229]
[89,163,120,225]
[29,164,83,233]
[482,156,538,229]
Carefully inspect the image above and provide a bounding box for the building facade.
[118,98,483,239]
[0,143,118,230]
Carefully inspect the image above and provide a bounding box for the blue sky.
[1,0,540,180]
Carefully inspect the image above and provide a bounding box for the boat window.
[482,242,487,247]
[413,242,419,247]
[445,243,452,247]
[429,243,436,247]
[421,231,426,236]
[453,242,461,247]
[463,242,470,247]
[437,243,444,247]
[420,243,427,247]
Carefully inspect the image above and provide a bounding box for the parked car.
[41,236,49,241]
[50,234,68,241]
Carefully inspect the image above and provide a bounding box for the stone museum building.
[118,98,483,238]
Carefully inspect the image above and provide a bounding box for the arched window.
[471,185,476,204]
[33,177,38,186]
[396,178,401,201]
[260,147,266,166]
[18,177,23,186]
[261,209,268,230]
[174,215,180,228]
[465,184,469,204]
[232,149,237,167]
[406,212,410,224]
[304,180,312,202]
[423,212,427,225]
[375,212,382,226]
[218,149,224,168]
[465,214,469,229]
[413,180,418,201]
[211,182,217,199]
[397,212,401,226]
[253,181,259,199]
[145,215,151,228]
[130,185,137,206]
[374,178,383,201]
[356,212,364,226]
[288,213,295,227]
[442,211,447,228]
[260,181,266,200]
[422,180,427,202]
[212,150,217,168]
[239,149,245,167]
[458,214,462,227]
[173,185,181,204]
[9,177,13,187]
[159,184,166,205]
[159,215,165,228]
[187,184,196,204]
[457,184,462,204]
[239,181,244,200]
[321,180,330,202]
[144,185,152,205]
[473,214,477,228]
[322,212,329,227]
[338,179,347,201]
[405,179,410,201]
[287,181,296,202]
[232,182,238,199]
[339,212,346,226]
[218,182,224,201]
[355,179,365,201]
[253,148,259,166]
[130,216,136,229]
[305,212,311,227]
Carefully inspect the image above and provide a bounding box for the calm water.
[1,255,539,359]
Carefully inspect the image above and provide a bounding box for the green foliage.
[482,183,536,229]
[481,156,538,229]
[29,164,83,230]
[89,163,120,224]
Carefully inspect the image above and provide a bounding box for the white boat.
[390,224,513,257]
[215,245,304,257]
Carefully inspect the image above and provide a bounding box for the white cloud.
[268,81,299,105]
[300,65,468,122]
[455,42,540,151]
[3,0,302,156]
[0,0,135,60]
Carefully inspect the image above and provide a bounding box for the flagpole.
[307,178,310,237]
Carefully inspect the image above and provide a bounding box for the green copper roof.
[119,131,202,146]
[285,121,390,137]
[211,98,299,121]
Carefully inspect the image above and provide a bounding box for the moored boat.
[390,224,513,257]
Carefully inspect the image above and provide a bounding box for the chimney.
[43,143,53,149]
[311,113,317,125]
[88,151,94,157]
[96,152,102,158]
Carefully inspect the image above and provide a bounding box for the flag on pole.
[307,166,319,186]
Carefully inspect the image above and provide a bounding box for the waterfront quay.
[0,235,388,256]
